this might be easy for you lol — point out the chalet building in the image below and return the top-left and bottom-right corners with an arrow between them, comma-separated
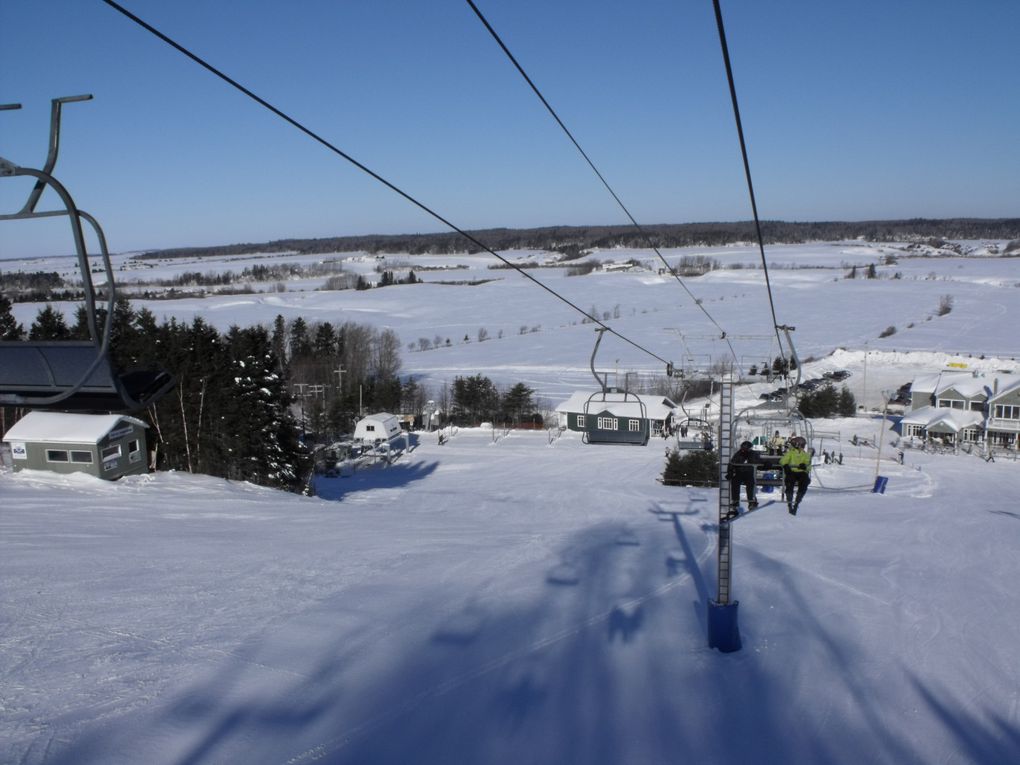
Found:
555,390 -> 678,446
353,412 -> 402,445
2,411 -> 149,479
900,370 -> 1020,448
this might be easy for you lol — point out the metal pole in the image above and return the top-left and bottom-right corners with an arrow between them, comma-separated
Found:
708,378 -> 741,652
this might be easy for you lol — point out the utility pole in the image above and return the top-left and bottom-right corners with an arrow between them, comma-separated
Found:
333,365 -> 345,394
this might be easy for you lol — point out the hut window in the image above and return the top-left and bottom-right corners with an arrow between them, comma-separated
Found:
575,414 -> 584,428
101,444 -> 122,462
597,416 -> 617,430
628,419 -> 640,432
46,449 -> 69,463
366,424 -> 376,431
71,451 -> 94,464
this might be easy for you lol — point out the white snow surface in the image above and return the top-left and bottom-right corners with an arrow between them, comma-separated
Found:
3,240 -> 1020,764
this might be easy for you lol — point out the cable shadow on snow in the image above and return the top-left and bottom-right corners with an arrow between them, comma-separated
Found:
48,513 -> 1012,765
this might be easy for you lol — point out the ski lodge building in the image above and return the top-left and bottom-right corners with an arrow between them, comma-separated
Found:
353,412 -> 402,445
555,391 -> 678,445
898,370 -> 1020,449
2,411 -> 149,479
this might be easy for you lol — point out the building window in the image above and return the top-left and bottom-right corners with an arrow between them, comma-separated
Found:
575,414 -> 585,428
71,451 -> 94,464
46,449 -> 69,463
994,404 -> 1020,420
101,444 -> 122,462
366,424 -> 376,432
628,419 -> 641,432
597,416 -> 617,430
970,401 -> 984,411
961,428 -> 981,443
938,398 -> 964,409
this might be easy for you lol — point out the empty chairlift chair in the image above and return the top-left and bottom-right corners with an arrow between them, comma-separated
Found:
0,96 -> 174,413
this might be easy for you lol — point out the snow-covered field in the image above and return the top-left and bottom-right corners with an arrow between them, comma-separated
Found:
3,240 -> 1020,764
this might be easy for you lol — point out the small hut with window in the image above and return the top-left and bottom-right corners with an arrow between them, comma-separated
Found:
2,411 -> 149,479
555,390 -> 678,445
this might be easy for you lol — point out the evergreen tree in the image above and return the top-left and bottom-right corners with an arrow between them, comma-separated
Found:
663,448 -> 719,486
289,317 -> 313,361
313,321 -> 337,357
222,325 -> 306,488
837,386 -> 857,417
501,382 -> 535,424
28,304 -> 69,340
0,294 -> 24,340
452,374 -> 500,424
271,314 -> 289,373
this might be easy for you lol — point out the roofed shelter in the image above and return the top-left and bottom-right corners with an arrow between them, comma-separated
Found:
3,411 -> 149,479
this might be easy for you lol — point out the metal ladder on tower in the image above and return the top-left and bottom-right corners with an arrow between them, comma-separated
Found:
716,378 -> 735,605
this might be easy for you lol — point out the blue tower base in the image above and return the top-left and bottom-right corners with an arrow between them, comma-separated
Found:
708,599 -> 742,653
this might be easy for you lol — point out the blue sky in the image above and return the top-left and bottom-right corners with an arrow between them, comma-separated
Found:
1,0 -> 1018,259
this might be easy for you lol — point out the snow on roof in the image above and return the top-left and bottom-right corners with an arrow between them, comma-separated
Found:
2,411 -> 147,444
899,405 -> 984,433
357,412 -> 398,423
990,377 -> 1020,401
555,391 -> 677,420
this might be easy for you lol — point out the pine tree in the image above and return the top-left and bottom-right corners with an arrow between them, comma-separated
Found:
28,304 -> 69,340
222,325 -> 306,488
663,448 -> 719,486
501,382 -> 535,424
0,295 -> 24,340
837,386 -> 857,417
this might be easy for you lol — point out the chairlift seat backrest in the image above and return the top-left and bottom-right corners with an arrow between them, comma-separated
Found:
0,341 -> 175,413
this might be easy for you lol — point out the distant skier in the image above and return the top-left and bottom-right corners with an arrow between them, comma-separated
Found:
725,441 -> 761,518
780,436 -> 812,515
767,430 -> 786,455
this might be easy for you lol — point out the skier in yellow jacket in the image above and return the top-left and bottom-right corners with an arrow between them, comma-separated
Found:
779,436 -> 812,515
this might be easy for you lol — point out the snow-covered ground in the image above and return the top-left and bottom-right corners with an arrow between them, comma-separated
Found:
3,424 -> 1019,764
9,241 -> 1020,405
3,240 -> 1020,763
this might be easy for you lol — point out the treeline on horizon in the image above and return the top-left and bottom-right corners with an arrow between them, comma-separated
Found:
137,218 -> 1020,260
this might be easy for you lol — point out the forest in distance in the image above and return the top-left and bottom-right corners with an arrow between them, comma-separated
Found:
137,218 -> 1020,260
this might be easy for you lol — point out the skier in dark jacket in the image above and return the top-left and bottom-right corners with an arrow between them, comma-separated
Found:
725,441 -> 761,516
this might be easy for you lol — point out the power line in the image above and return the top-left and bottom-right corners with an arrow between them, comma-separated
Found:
465,0 -> 739,366
99,0 -> 672,367
711,0 -> 786,359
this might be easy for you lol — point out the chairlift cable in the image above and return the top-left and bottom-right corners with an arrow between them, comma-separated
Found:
99,0 -> 671,367
465,0 -> 739,366
711,0 -> 785,360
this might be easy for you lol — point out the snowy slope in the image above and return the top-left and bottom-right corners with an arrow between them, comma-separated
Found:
2,423 -> 1019,764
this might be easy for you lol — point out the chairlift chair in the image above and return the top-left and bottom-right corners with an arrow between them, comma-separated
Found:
581,328 -> 649,445
0,96 -> 174,413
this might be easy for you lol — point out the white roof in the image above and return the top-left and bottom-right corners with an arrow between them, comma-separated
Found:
899,405 -> 983,433
3,412 -> 147,444
555,391 -> 677,421
357,412 -> 398,425
990,377 -> 1020,402
912,371 -> 1020,403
